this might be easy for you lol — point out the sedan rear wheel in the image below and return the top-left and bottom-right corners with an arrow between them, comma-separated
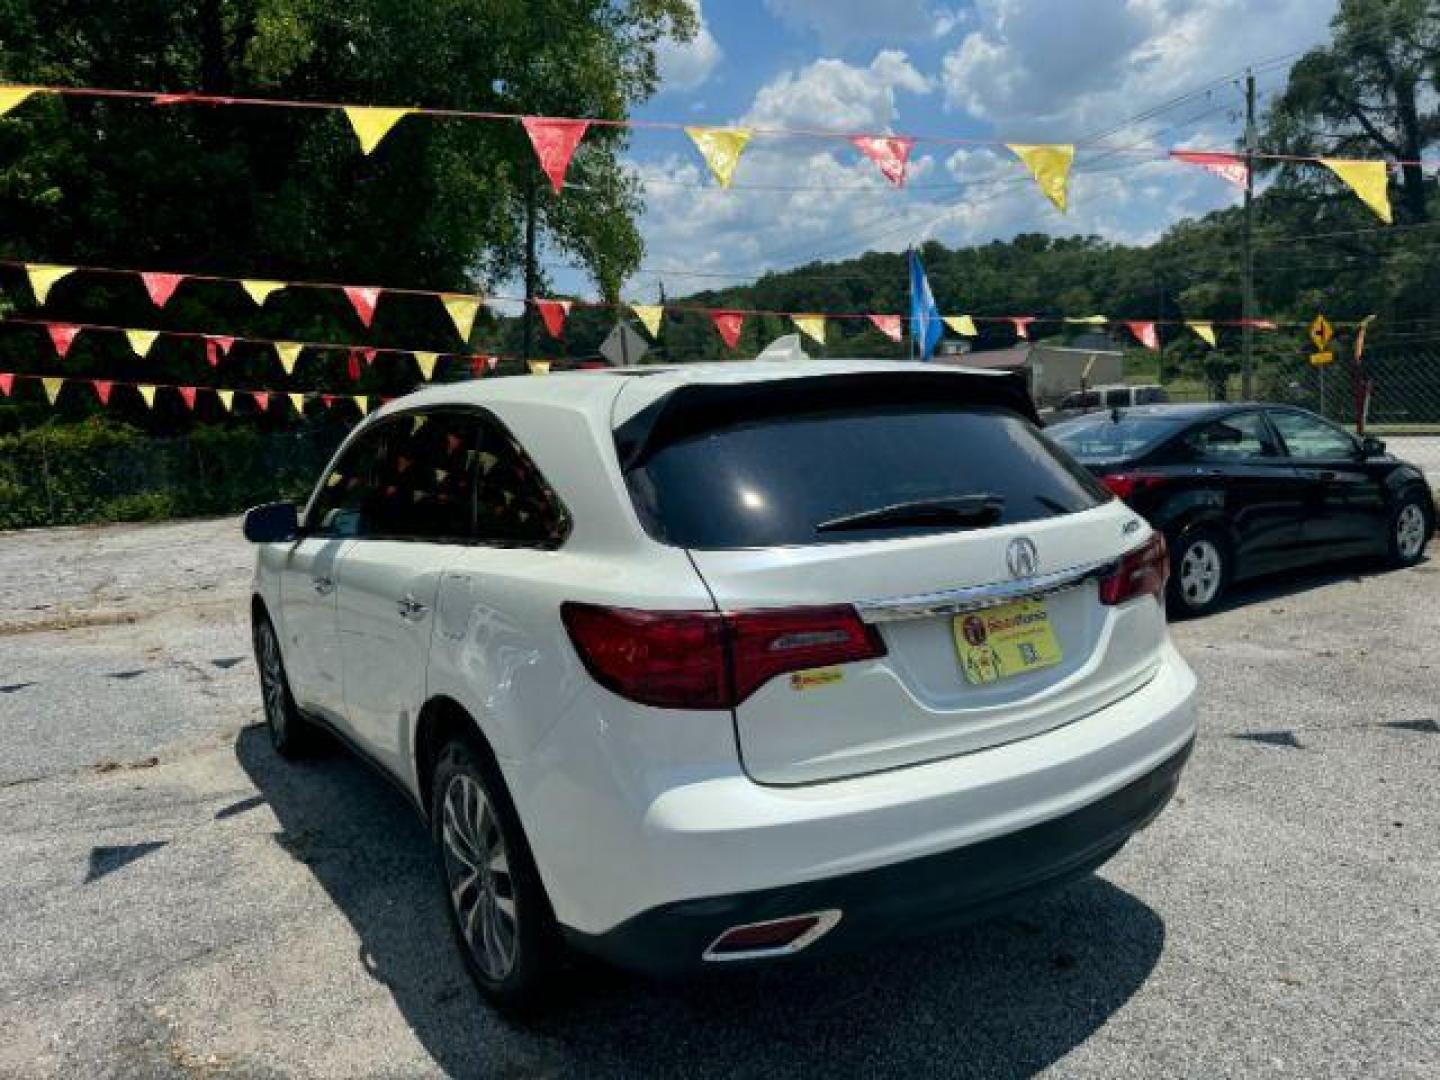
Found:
1168,529 -> 1229,618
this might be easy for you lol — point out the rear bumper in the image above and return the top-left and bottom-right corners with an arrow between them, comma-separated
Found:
569,737 -> 1192,976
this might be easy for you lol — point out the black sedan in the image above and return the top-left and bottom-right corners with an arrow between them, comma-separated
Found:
1047,403 -> 1435,616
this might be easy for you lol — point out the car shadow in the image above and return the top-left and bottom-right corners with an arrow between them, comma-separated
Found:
237,724 -> 1166,1079
1201,552 -> 1432,617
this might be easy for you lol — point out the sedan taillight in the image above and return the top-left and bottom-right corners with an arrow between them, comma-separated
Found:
1100,472 -> 1172,501
1099,533 -> 1169,606
560,602 -> 886,710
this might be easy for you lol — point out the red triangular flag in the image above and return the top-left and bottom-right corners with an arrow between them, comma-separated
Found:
140,272 -> 184,308
868,314 -> 903,342
347,351 -> 362,381
92,379 -> 113,405
0,373 -> 13,396
47,324 -> 81,358
851,136 -> 917,187
1170,150 -> 1249,191
204,335 -> 235,367
178,385 -> 198,410
711,310 -> 746,349
321,394 -> 338,408
251,390 -> 271,411
1010,316 -> 1036,340
521,117 -> 591,194
535,299 -> 572,339
471,355 -> 495,376
344,286 -> 381,328
1126,321 -> 1159,351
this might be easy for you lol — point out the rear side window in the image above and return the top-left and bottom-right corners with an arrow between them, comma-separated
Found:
625,405 -> 1109,549
1049,413 -> 1187,460
1103,388 -> 1131,407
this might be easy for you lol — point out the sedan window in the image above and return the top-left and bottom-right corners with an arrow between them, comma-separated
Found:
1268,410 -> 1356,460
1183,411 -> 1279,461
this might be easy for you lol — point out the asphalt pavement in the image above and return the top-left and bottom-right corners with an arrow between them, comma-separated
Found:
0,516 -> 1436,1078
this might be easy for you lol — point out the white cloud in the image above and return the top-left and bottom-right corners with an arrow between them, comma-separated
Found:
744,50 -> 933,131
764,0 -> 937,47
941,0 -> 1339,137
656,0 -> 723,92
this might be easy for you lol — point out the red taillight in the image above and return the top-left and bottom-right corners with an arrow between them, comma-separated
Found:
1101,472 -> 1170,501
560,602 -> 887,710
1099,533 -> 1169,606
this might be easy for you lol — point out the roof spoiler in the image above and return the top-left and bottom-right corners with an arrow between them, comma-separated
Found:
614,369 -> 1040,472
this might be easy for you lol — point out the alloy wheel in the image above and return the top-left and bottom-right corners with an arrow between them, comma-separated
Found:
1396,503 -> 1427,560
441,773 -> 518,982
257,622 -> 289,742
1179,539 -> 1223,607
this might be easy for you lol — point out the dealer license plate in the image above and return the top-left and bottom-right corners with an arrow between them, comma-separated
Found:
953,599 -> 1062,686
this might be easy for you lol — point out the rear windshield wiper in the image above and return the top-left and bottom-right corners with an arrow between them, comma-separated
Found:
815,494 -> 1005,534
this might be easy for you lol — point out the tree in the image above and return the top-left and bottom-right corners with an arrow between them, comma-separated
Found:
1264,0 -> 1440,222
0,0 -> 694,429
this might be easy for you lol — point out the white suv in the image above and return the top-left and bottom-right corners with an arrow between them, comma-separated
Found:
245,359 -> 1197,1007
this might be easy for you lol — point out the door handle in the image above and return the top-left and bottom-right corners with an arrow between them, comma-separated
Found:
312,575 -> 335,595
396,594 -> 429,620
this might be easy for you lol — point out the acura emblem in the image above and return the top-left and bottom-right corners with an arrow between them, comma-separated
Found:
1006,537 -> 1039,579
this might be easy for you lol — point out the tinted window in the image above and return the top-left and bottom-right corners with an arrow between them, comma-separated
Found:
474,418 -> 570,548
625,405 -> 1108,549
1049,413 -> 1188,460
368,412 -> 481,541
1062,391 -> 1101,409
1136,386 -> 1169,404
1104,388 -> 1131,407
307,427 -> 387,538
1182,411 -> 1279,462
1269,410 -> 1356,460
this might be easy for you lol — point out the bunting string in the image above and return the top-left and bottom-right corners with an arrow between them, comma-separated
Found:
0,80 -> 1428,216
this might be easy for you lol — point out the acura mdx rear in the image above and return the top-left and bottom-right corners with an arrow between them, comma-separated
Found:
503,363 -> 1197,980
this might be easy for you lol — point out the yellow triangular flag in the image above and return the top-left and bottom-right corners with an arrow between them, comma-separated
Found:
288,392 -> 306,415
354,395 -> 369,415
25,264 -> 75,305
344,106 -> 413,155
241,279 -> 285,305
792,315 -> 825,345
685,126 -> 752,188
274,342 -> 303,375
1007,143 -> 1075,212
0,87 -> 38,117
1320,159 -> 1392,224
528,360 -> 551,376
126,330 -> 160,357
413,351 -> 439,381
1065,315 -> 1108,325
1186,321 -> 1216,347
632,304 -> 664,338
944,315 -> 978,337
41,376 -> 63,405
441,295 -> 481,341
216,389 -> 235,413
137,384 -> 157,409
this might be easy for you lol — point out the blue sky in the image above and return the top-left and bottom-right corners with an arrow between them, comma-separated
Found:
547,0 -> 1342,300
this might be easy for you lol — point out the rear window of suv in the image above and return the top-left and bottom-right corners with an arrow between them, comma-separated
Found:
624,403 -> 1110,549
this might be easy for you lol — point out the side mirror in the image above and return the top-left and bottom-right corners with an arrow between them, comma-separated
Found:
243,501 -> 300,543
1360,435 -> 1386,458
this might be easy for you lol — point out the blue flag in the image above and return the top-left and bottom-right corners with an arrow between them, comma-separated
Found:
908,248 -> 944,361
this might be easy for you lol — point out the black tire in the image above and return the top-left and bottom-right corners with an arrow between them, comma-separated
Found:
1167,527 -> 1231,618
252,611 -> 314,758
430,737 -> 562,1012
1387,489 -> 1433,568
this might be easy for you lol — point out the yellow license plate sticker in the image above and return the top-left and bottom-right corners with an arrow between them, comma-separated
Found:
953,599 -> 1062,685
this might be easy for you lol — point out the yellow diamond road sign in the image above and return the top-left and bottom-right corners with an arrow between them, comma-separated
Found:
1309,314 -> 1333,351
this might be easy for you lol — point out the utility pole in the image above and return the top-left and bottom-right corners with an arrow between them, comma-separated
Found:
521,180 -> 538,365
1241,68 -> 1256,401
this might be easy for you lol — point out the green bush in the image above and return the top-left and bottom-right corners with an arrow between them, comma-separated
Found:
0,419 -> 344,530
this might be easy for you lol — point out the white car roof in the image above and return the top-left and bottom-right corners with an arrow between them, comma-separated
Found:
370,358 -> 1018,429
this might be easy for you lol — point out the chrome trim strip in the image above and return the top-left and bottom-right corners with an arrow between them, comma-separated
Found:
701,910 -> 844,963
855,557 -> 1119,624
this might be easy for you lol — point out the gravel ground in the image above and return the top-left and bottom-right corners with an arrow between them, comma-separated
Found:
0,516 -> 1436,1079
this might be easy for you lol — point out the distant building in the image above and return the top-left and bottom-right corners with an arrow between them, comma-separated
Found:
936,333 -> 1124,406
